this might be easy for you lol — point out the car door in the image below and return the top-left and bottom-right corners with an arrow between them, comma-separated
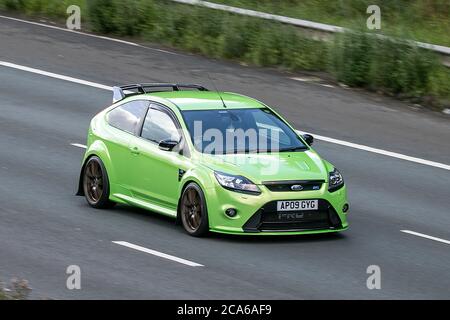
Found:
127,103 -> 186,210
105,100 -> 149,192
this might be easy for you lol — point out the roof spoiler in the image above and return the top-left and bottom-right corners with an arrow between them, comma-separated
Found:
112,83 -> 208,103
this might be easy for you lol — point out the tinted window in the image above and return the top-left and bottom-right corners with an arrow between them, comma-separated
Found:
141,107 -> 180,143
107,100 -> 149,134
182,108 -> 306,154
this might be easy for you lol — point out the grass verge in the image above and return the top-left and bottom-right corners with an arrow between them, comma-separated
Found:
0,0 -> 449,109
211,0 -> 450,48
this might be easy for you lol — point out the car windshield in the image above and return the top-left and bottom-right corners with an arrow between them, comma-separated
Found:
182,108 -> 307,154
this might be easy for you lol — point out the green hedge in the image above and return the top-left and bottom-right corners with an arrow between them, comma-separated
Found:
332,32 -> 450,101
0,0 -> 84,17
1,0 -> 449,108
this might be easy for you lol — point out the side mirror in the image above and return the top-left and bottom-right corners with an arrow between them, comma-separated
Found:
158,139 -> 179,151
302,134 -> 314,146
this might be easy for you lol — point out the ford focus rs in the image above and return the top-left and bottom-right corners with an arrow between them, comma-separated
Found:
77,83 -> 349,236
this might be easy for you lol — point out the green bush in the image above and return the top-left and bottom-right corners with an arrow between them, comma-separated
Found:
0,0 -> 22,10
332,31 -> 447,101
428,67 -> 450,99
249,26 -> 283,66
0,0 -> 85,17
87,0 -> 118,34
219,18 -> 257,59
332,31 -> 373,87
282,30 -> 329,71
88,0 -> 155,36
371,37 -> 437,96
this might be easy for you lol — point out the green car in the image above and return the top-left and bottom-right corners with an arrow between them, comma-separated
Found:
77,83 -> 349,237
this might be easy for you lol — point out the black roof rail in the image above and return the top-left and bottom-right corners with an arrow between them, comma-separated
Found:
112,83 -> 209,103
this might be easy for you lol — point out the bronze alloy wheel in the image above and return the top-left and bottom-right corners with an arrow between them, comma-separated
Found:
180,183 -> 209,236
84,159 -> 103,204
181,188 -> 202,231
82,156 -> 115,209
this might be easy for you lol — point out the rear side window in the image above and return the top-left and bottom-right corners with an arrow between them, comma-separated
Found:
141,107 -> 181,143
107,100 -> 149,134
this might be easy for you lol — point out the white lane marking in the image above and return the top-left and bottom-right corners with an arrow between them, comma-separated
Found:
0,15 -> 177,55
290,76 -> 320,82
0,61 -> 112,91
112,241 -> 204,267
400,230 -> 450,245
1,60 -> 450,172
290,77 -> 308,82
70,143 -> 87,149
290,77 -> 335,88
298,130 -> 450,171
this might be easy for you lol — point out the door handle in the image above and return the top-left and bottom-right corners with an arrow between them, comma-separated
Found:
130,147 -> 140,155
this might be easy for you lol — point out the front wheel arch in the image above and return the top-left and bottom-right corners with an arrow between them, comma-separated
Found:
176,180 -> 197,225
81,155 -> 115,209
76,155 -> 93,196
77,139 -> 114,196
76,154 -> 103,196
176,180 -> 208,227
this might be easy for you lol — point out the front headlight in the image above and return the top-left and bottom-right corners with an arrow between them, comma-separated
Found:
214,171 -> 261,195
328,168 -> 344,192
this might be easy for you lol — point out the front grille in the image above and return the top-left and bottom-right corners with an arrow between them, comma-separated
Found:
243,199 -> 342,232
262,180 -> 324,192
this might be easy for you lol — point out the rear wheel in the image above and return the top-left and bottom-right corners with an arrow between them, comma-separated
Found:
180,183 -> 209,237
82,156 -> 115,209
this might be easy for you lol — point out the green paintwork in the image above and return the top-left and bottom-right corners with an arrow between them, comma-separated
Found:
149,91 -> 265,110
80,91 -> 349,235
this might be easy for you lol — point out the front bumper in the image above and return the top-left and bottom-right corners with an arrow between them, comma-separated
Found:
205,182 -> 349,235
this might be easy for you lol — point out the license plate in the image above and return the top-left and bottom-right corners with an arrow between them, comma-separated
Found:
277,200 -> 318,211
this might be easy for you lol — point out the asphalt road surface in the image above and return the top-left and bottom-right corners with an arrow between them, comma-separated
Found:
0,15 -> 449,299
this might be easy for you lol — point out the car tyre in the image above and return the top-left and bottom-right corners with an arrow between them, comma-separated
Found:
180,182 -> 209,237
82,156 -> 115,209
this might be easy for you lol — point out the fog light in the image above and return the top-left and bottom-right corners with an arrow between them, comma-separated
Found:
225,208 -> 237,217
343,204 -> 349,213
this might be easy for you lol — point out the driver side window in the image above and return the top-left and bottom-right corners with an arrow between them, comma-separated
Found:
141,106 -> 180,144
